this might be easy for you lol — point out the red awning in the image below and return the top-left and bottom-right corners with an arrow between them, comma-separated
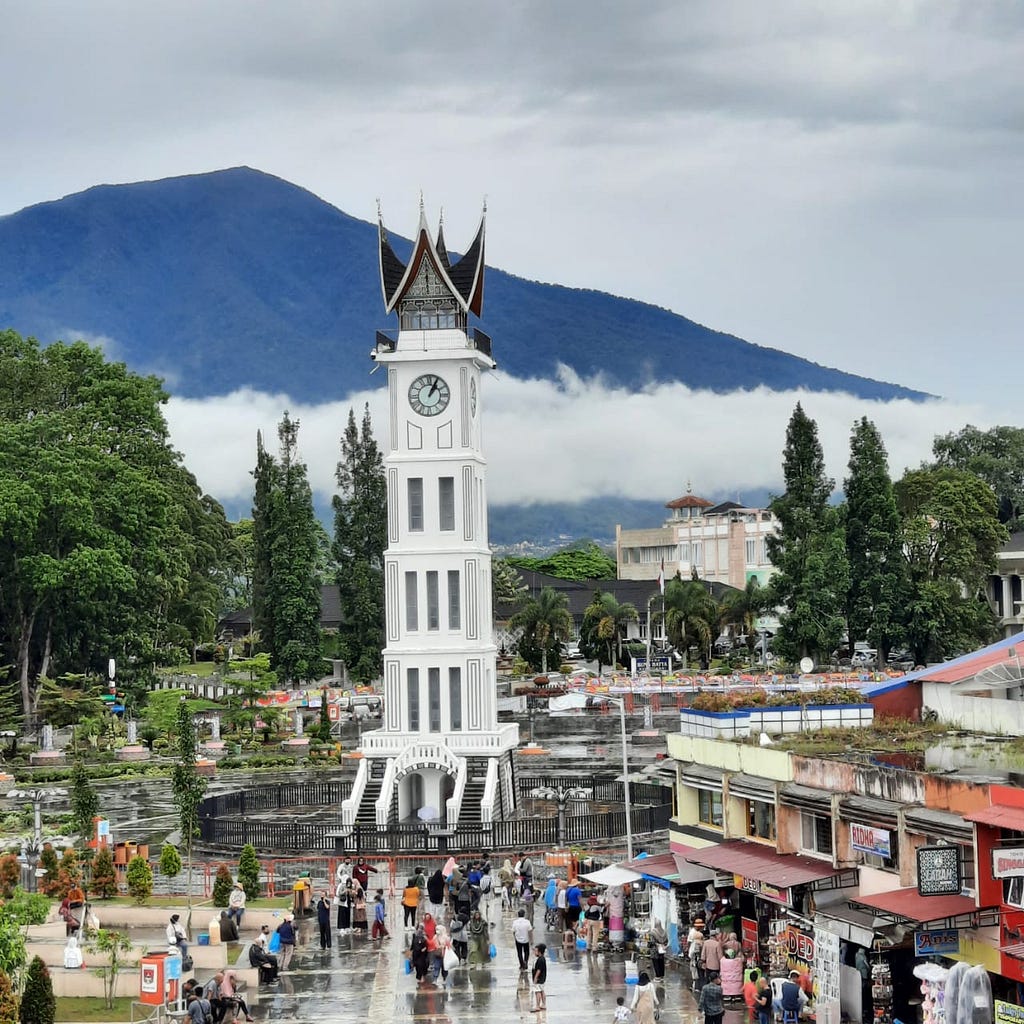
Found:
684,840 -> 850,889
965,805 -> 1024,831
850,888 -> 983,926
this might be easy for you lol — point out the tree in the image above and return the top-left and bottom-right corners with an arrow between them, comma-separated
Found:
843,418 -> 906,665
492,559 -> 527,611
333,405 -> 387,683
171,700 -> 206,930
507,542 -> 616,582
55,849 -> 82,900
316,698 -> 332,742
663,576 -> 719,669
237,845 -> 261,901
69,760 -> 100,842
765,404 -> 849,666
124,856 -> 152,905
36,850 -> 59,898
933,424 -> 1024,532
509,587 -> 573,674
579,591 -> 638,671
0,860 -> 18,901
212,864 -> 234,907
89,846 -> 117,900
159,844 -> 182,879
718,577 -> 765,660
87,930 -> 134,1010
251,415 -> 323,685
0,971 -> 17,1024
19,956 -> 54,1024
895,467 -> 1006,664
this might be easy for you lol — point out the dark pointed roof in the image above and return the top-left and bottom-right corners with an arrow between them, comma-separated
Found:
377,204 -> 486,316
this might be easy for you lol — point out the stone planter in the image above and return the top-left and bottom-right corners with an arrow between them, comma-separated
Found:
748,703 -> 874,736
679,708 -> 751,739
115,744 -> 151,762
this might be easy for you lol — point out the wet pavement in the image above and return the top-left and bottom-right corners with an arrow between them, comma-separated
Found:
244,902 -> 715,1024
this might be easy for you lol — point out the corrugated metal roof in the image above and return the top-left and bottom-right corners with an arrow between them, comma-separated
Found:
684,839 -> 845,888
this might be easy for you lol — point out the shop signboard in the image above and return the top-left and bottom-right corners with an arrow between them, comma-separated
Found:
784,922 -> 816,972
736,874 -> 792,906
913,929 -> 960,957
995,1002 -> 1024,1024
813,926 -> 841,1024
916,845 -> 962,896
850,823 -> 891,858
992,847 -> 1024,879
742,917 -> 759,957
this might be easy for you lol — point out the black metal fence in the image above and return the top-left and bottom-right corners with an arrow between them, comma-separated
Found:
198,778 -> 670,854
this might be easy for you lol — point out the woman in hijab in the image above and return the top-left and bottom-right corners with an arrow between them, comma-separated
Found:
430,923 -> 451,982
449,911 -> 469,964
335,876 -> 353,933
427,868 -> 446,922
422,912 -> 437,942
455,877 -> 472,919
410,923 -> 430,982
467,909 -> 490,966
498,858 -> 516,909
649,918 -> 669,979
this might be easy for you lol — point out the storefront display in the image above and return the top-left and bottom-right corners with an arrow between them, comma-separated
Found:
871,960 -> 893,1024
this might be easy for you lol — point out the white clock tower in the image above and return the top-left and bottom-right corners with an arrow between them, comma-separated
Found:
343,202 -> 519,831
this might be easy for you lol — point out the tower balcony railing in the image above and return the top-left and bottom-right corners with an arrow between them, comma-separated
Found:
470,328 -> 492,358
359,723 -> 519,756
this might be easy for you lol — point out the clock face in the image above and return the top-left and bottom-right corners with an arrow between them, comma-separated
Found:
469,377 -> 478,417
408,373 -> 450,417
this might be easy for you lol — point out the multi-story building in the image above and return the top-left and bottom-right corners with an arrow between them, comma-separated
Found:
616,489 -> 778,590
988,531 -> 1024,637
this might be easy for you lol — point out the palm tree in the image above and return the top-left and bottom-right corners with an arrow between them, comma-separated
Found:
662,576 -> 718,669
580,590 -> 639,672
720,576 -> 765,661
509,586 -> 573,674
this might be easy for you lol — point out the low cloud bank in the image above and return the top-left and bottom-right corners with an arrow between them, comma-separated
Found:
164,367 -> 1000,514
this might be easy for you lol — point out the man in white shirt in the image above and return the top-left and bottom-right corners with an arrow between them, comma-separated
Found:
228,882 -> 247,927
511,908 -> 533,970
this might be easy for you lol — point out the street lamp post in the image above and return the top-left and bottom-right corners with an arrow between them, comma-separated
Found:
532,785 -> 590,847
6,787 -> 68,892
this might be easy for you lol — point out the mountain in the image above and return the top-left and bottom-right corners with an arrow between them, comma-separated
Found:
0,167 -> 925,403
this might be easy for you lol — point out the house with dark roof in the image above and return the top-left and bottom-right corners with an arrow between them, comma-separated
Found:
217,584 -> 343,640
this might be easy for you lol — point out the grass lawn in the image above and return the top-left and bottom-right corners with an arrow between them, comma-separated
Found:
56,996 -> 133,1022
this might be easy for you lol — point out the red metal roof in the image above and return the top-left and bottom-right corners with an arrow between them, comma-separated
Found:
851,888 -> 980,926
683,840 -> 845,888
665,493 -> 713,510
965,804 -> 1024,830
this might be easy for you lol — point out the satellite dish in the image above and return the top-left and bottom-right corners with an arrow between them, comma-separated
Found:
799,657 -> 814,674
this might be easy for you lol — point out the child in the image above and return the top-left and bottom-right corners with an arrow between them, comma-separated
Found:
372,889 -> 390,939
531,943 -> 547,1012
614,995 -> 632,1023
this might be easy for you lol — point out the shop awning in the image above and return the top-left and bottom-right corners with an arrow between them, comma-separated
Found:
1001,943 -> 1024,961
849,888 -> 998,929
623,850 -> 716,888
684,840 -> 857,890
814,903 -> 881,949
964,804 -> 1024,831
580,864 -> 645,887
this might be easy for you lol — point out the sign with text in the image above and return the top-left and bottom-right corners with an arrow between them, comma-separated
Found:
850,823 -> 891,859
742,917 -> 759,956
736,874 -> 792,906
917,845 -> 962,896
813,926 -> 841,1024
993,847 -> 1024,879
631,656 -> 672,675
914,929 -> 960,956
783,922 -> 816,972
995,1002 -> 1024,1024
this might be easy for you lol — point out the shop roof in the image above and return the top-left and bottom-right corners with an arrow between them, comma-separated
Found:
623,850 -> 715,887
683,839 -> 852,889
849,888 -> 994,928
964,804 -> 1024,830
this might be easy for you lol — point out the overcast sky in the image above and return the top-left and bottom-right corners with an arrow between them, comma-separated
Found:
2,1 -> 1022,506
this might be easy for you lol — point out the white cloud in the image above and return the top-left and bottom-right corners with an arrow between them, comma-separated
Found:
164,371 -> 1002,516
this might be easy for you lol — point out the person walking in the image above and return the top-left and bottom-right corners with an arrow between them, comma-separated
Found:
687,918 -> 706,990
701,929 -> 723,989
228,882 -> 246,928
427,867 -> 446,923
649,919 -> 668,979
352,885 -> 368,933
583,896 -> 603,950
276,914 -> 296,972
335,876 -> 353,933
698,970 -> 725,1024
402,877 -> 421,928
531,943 -> 547,1013
467,909 -> 490,966
372,890 -> 390,939
449,912 -> 469,964
430,923 -> 450,982
511,908 -> 533,970
410,924 -> 429,982
316,892 -> 332,950
499,858 -> 516,910
521,884 -> 536,926
631,970 -> 660,1024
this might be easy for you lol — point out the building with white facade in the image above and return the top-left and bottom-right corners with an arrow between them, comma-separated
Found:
616,489 -> 778,590
342,204 -> 518,830
987,531 -> 1024,638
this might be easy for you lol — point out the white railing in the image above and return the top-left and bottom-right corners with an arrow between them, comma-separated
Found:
359,724 -> 519,756
479,758 -> 499,824
445,757 -> 468,828
392,740 -> 463,779
340,757 -> 368,827
374,758 -> 397,827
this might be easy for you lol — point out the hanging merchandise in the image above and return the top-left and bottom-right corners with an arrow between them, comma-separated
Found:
871,960 -> 893,1024
913,962 -> 949,1024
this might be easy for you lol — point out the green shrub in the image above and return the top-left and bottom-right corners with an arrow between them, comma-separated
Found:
212,864 -> 234,907
159,844 -> 182,878
125,856 -> 152,905
19,956 -> 55,1024
237,844 -> 260,901
0,855 -> 20,899
0,970 -> 19,1024
90,846 -> 118,899
37,848 -> 60,897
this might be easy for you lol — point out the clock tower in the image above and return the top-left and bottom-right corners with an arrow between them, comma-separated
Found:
343,202 -> 519,832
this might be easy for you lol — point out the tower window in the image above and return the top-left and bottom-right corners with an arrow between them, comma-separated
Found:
426,572 -> 440,630
448,570 -> 461,630
405,571 -> 418,631
428,668 -> 441,732
408,478 -> 424,532
449,668 -> 462,730
439,477 -> 455,531
407,668 -> 420,730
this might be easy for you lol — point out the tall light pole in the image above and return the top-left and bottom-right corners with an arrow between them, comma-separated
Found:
7,787 -> 68,892
601,695 -> 634,860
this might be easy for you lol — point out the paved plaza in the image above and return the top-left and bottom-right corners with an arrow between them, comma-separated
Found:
240,904 -> 727,1024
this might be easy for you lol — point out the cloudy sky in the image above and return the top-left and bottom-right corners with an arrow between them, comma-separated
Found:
3,1 -> 1022,509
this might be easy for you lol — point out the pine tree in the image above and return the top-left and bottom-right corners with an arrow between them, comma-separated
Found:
237,844 -> 261,901
333,405 -> 387,683
69,760 -> 99,842
159,844 -> 182,879
844,418 -> 905,664
212,864 -> 234,907
766,403 -> 850,666
125,856 -> 152,905
19,957 -> 55,1024
251,430 -> 279,665
89,846 -> 118,899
